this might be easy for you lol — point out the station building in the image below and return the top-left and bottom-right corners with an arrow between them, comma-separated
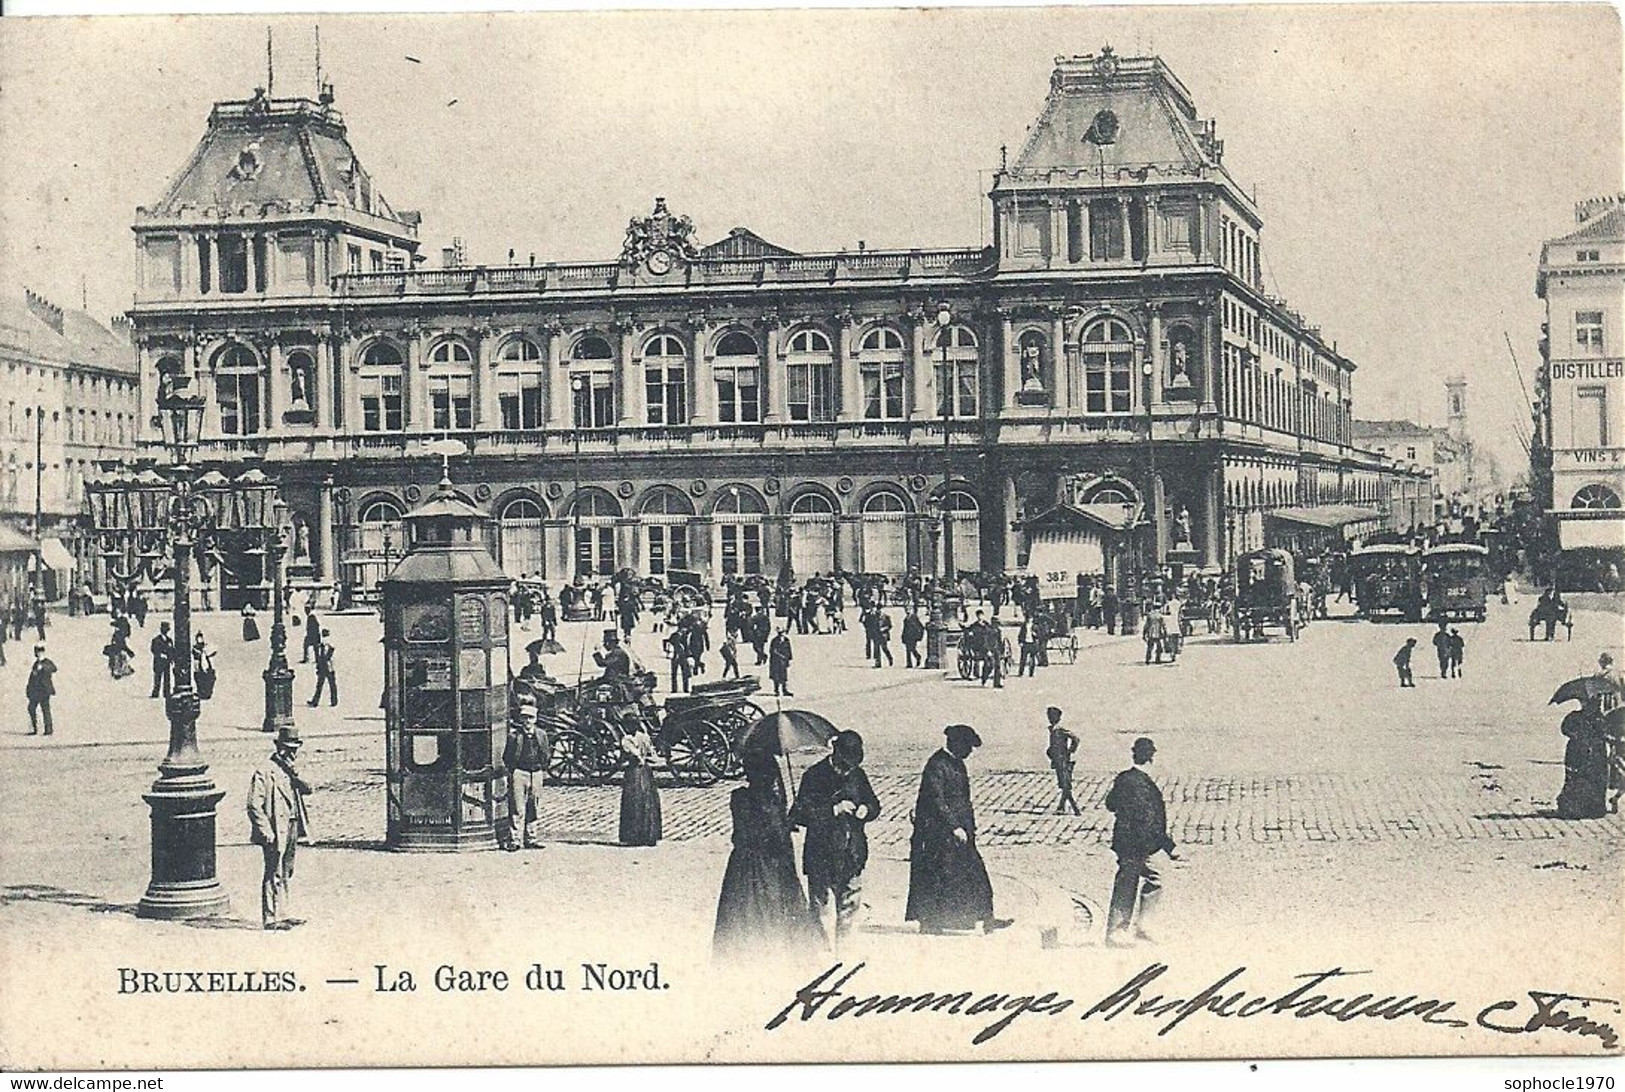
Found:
126,49 -> 1427,603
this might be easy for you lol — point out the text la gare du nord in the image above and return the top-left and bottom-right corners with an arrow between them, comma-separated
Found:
117,962 -> 668,994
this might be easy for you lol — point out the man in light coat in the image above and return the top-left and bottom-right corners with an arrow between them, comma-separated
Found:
248,725 -> 312,929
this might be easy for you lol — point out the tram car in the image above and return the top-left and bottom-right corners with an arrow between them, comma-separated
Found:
1349,544 -> 1423,622
1422,542 -> 1491,622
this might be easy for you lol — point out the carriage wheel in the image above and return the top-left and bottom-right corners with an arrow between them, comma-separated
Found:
710,709 -> 752,778
691,722 -> 733,781
663,722 -> 722,787
548,731 -> 601,787
957,645 -> 975,680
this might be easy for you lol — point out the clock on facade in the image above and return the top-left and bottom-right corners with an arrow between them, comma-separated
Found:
645,250 -> 673,276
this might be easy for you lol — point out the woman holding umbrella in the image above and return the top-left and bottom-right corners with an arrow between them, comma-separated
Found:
712,749 -> 817,963
1551,654 -> 1625,819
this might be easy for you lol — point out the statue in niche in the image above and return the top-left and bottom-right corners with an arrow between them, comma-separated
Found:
289,361 -> 311,410
1020,342 -> 1045,391
1168,338 -> 1194,389
292,517 -> 311,561
1173,505 -> 1193,547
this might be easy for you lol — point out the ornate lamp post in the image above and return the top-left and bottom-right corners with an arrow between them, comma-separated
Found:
925,301 -> 957,670
924,495 -> 945,670
571,373 -> 585,578
140,379 -> 229,920
262,494 -> 295,734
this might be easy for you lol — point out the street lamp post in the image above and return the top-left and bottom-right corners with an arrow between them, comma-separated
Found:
571,374 -> 585,580
1143,359 -> 1160,579
262,497 -> 295,734
139,381 -> 228,920
29,384 -> 45,625
925,301 -> 955,670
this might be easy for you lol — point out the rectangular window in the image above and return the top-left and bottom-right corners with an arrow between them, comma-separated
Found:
370,250 -> 385,272
429,374 -> 472,430
715,366 -> 760,424
647,524 -> 689,575
787,361 -> 836,422
1128,198 -> 1148,262
1578,249 -> 1601,262
720,524 -> 762,576
1066,202 -> 1084,263
347,245 -> 363,274
645,366 -> 686,426
572,371 -> 615,429
1576,386 -> 1609,448
1576,311 -> 1605,353
497,373 -> 544,430
1089,199 -> 1124,261
217,235 -> 249,294
361,373 -> 403,432
575,526 -> 616,577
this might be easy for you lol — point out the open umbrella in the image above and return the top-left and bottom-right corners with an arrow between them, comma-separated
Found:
733,709 -> 838,756
525,637 -> 566,658
1551,676 -> 1613,706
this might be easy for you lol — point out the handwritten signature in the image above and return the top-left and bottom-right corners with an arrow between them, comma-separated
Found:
1478,991 -> 1621,1049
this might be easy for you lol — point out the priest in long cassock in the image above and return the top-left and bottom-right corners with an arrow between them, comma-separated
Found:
905,724 -> 1012,935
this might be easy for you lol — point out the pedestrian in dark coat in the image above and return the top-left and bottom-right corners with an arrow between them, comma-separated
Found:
1045,706 -> 1080,814
905,724 -> 1008,935
308,629 -> 337,706
241,601 -> 262,643
875,612 -> 894,667
768,629 -> 794,696
1102,587 -> 1120,635
1393,638 -> 1417,688
25,643 -> 56,735
902,609 -> 924,668
1447,627 -> 1465,679
713,750 -> 817,963
789,730 -> 881,945
1431,623 -> 1451,678
150,622 -> 174,698
750,610 -> 771,665
302,610 -> 321,664
1104,737 -> 1177,947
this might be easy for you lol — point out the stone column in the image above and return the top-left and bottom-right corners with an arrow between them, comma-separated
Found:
345,352 -> 364,434
1002,472 -> 1021,573
476,329 -> 497,428
182,233 -> 199,296
407,331 -> 428,432
1148,306 -> 1164,406
247,235 -> 261,294
318,476 -> 336,582
267,339 -> 286,427
1048,200 -> 1065,266
616,323 -> 639,427
205,233 -> 220,294
1201,306 -> 1219,412
1049,310 -> 1067,410
318,334 -> 338,431
546,326 -> 568,426
1204,464 -> 1223,568
836,311 -> 859,422
687,315 -> 712,425
263,232 -> 278,293
1000,311 -> 1019,412
761,313 -> 783,423
909,308 -> 931,419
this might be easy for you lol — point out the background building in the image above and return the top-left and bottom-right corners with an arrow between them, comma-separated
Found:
126,50 -> 1429,604
1536,193 -> 1625,589
0,288 -> 139,603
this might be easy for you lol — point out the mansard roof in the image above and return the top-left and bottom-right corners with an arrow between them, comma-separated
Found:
139,90 -> 411,231
1010,50 -> 1224,180
1549,205 -> 1625,245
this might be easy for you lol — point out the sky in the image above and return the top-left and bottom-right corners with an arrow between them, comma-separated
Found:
0,4 -> 1619,477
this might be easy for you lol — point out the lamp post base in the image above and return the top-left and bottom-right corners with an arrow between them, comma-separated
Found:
136,775 -> 229,921
262,663 -> 295,734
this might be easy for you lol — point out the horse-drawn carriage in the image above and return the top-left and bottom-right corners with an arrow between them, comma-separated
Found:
1230,548 -> 1301,642
957,621 -> 1014,680
532,670 -> 762,787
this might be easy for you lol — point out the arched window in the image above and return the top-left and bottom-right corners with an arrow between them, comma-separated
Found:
1572,484 -> 1622,510
497,495 -> 547,578
285,349 -> 317,414
358,342 -> 405,432
428,341 -> 474,430
1081,318 -> 1134,415
786,328 -> 836,422
639,488 -> 694,575
934,325 -> 979,418
213,344 -> 262,436
496,337 -> 544,430
643,333 -> 687,427
859,327 -> 906,421
789,490 -> 837,576
355,497 -> 405,590
714,331 -> 761,424
715,485 -> 766,576
944,489 -> 981,572
570,335 -> 615,429
860,490 -> 909,574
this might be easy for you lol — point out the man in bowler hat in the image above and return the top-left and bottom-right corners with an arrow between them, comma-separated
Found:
789,729 -> 881,945
247,725 -> 312,930
1104,737 -> 1177,947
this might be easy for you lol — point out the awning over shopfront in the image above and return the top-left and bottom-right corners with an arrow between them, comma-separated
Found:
38,538 -> 76,572
1022,503 -> 1137,598
1265,505 -> 1383,541
0,524 -> 36,555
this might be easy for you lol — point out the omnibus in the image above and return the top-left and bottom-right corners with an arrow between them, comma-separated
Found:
1422,543 -> 1491,622
1349,544 -> 1423,621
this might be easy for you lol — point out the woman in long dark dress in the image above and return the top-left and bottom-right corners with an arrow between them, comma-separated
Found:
713,750 -> 817,962
241,601 -> 261,643
619,724 -> 663,846
1557,710 -> 1609,819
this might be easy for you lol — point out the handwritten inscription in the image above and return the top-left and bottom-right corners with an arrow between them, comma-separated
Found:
765,962 -> 1620,1050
